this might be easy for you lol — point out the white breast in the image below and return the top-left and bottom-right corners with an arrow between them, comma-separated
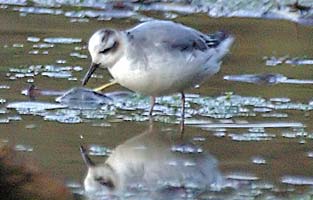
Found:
108,47 -> 220,96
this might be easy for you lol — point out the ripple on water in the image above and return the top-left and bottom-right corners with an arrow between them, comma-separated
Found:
73,66 -> 83,71
171,143 -> 203,154
253,107 -> 272,113
15,144 -> 33,152
192,136 -> 206,142
261,112 -> 288,118
33,43 -> 54,48
282,128 -> 307,139
307,152 -> 313,158
56,59 -> 66,64
194,122 -> 304,129
281,176 -> 313,185
66,181 -> 82,189
8,65 -> 76,79
270,97 -> 291,103
74,46 -> 86,51
271,102 -> 313,111
64,10 -> 136,19
0,85 -> 10,89
28,50 -> 39,55
286,58 -> 313,65
42,71 -> 72,78
70,18 -> 89,23
70,52 -> 88,59
82,110 -> 110,119
14,6 -> 63,15
226,172 -> 259,181
139,3 -> 200,14
25,124 -> 37,129
0,138 -> 9,145
88,145 -> 112,156
6,101 -> 67,112
43,37 -> 82,44
4,87 -> 312,131
27,78 -> 34,83
44,64 -> 72,71
9,76 -> 16,80
251,156 -> 266,165
44,113 -> 82,124
229,132 -> 275,142
12,43 -> 23,48
27,36 -> 40,42
0,108 -> 7,114
91,122 -> 111,127
265,56 -> 313,66
42,109 -> 81,124
163,12 -> 178,19
0,118 -> 10,123
224,73 -> 287,85
8,115 -> 22,121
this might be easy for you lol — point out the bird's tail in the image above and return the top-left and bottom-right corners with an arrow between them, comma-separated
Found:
206,31 -> 234,61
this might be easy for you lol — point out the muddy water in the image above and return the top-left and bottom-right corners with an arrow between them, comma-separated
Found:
0,6 -> 313,200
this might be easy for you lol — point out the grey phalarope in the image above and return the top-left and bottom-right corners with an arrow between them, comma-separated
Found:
82,20 -> 234,116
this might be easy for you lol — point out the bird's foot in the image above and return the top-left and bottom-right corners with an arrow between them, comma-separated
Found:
93,80 -> 118,92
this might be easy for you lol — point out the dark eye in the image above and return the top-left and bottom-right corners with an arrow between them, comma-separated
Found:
99,42 -> 117,54
99,47 -> 111,54
95,177 -> 115,189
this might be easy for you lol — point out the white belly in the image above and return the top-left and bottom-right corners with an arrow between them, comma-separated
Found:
108,50 -> 220,96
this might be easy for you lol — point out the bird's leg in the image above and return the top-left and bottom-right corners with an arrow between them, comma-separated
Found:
149,96 -> 155,116
148,116 -> 154,132
181,92 -> 185,118
93,80 -> 118,92
180,92 -> 185,134
26,84 -> 38,101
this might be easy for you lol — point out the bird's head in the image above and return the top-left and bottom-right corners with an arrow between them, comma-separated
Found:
80,146 -> 118,193
82,29 -> 124,86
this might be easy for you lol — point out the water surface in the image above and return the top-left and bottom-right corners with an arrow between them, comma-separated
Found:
0,4 -> 313,199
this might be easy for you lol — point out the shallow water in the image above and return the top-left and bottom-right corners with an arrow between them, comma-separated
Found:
0,3 -> 313,200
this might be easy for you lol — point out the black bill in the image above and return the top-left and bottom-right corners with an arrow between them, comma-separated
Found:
80,145 -> 95,167
82,63 -> 100,86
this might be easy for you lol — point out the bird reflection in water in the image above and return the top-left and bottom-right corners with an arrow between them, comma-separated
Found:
80,125 -> 223,199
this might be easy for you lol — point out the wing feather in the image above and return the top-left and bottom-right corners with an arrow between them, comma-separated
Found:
126,20 -> 209,54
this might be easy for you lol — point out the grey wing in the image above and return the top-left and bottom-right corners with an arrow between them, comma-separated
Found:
126,20 -> 210,54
